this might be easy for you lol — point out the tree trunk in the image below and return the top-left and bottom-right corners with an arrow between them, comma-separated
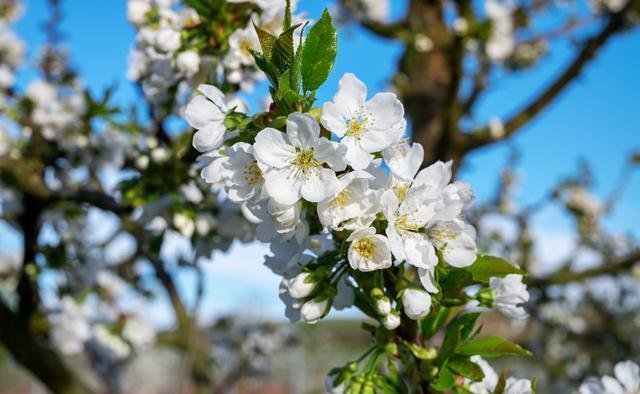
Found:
399,0 -> 465,171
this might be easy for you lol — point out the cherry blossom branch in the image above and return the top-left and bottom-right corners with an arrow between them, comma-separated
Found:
461,5 -> 633,152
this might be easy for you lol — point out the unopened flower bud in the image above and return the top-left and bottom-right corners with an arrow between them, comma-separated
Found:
301,298 -> 329,324
374,296 -> 392,315
382,311 -> 401,330
288,272 -> 316,299
402,288 -> 432,320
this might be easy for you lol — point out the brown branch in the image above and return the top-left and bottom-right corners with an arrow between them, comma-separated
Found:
338,0 -> 409,40
461,59 -> 491,115
526,249 -> 640,288
462,5 -> 633,152
359,19 -> 409,41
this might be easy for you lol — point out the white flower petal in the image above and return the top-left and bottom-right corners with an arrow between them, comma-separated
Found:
185,95 -> 224,129
192,122 -> 226,152
614,361 -> 640,392
197,84 -> 227,112
342,137 -> 373,170
365,92 -> 404,130
334,73 -> 367,117
254,127 -> 296,168
264,167 -> 301,205
315,138 -> 347,171
301,168 -> 341,203
286,112 -> 320,149
442,231 -> 477,268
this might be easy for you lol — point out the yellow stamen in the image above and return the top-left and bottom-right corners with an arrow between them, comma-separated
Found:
244,159 -> 262,185
330,188 -> 352,208
354,238 -> 376,259
291,147 -> 320,178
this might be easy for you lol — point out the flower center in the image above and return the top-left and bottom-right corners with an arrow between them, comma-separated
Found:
345,112 -> 371,138
395,215 -> 421,234
244,159 -> 262,185
291,147 -> 320,176
354,238 -> 375,259
330,188 -> 352,208
240,40 -> 253,58
427,224 -> 458,247
393,183 -> 409,201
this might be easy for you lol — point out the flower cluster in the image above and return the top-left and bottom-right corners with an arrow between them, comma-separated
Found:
0,0 -> 25,104
580,360 -> 640,394
127,0 -> 305,116
49,272 -> 156,363
127,0 -> 205,115
186,8 -> 534,385
190,72 -> 495,326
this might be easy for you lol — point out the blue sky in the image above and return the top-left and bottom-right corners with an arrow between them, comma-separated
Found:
10,0 -> 640,323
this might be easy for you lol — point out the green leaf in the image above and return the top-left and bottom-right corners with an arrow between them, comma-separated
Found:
458,313 -> 481,342
283,0 -> 292,31
439,267 -> 476,290
448,357 -> 485,381
420,306 -> 452,340
437,321 -> 462,366
277,70 -> 292,94
272,24 -> 300,74
301,9 -> 337,91
431,367 -> 455,391
254,24 -> 277,60
250,49 -> 279,87
184,0 -> 210,15
493,371 -> 507,393
456,336 -> 532,358
465,255 -> 526,283
289,22 -> 308,94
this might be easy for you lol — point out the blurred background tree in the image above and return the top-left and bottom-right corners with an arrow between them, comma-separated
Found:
0,0 -> 638,392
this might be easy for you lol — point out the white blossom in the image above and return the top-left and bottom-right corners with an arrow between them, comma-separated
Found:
50,296 -> 92,354
317,171 -> 377,232
92,324 -> 131,360
222,142 -> 267,204
122,315 -> 156,351
402,288 -> 432,320
347,227 -> 392,272
176,50 -> 201,75
300,298 -> 329,324
321,73 -> 405,170
489,274 -> 530,320
226,25 -> 260,67
286,272 -> 317,299
127,0 -> 151,25
382,311 -> 401,330
580,360 -> 640,394
253,112 -> 346,205
96,270 -> 127,299
504,378 -> 533,394
154,27 -> 181,53
186,84 -> 231,153
374,296 -> 392,315
485,0 -> 515,62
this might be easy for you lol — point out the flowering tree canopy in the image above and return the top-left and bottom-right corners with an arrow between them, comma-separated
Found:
0,0 -> 638,392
